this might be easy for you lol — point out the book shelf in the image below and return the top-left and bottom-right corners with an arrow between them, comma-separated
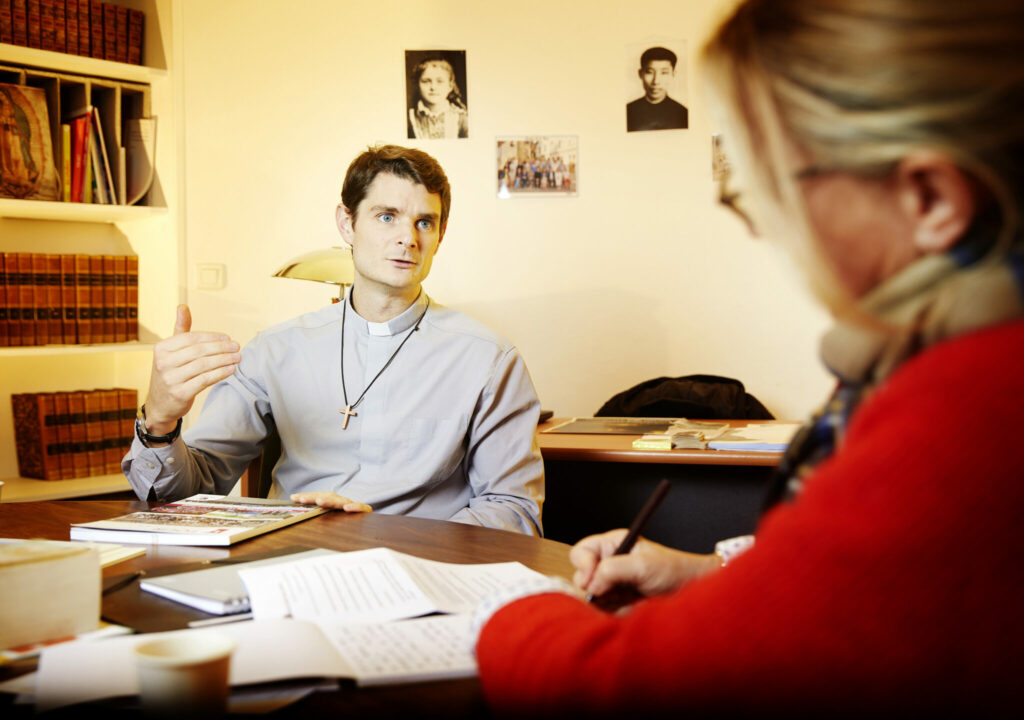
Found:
0,0 -> 176,500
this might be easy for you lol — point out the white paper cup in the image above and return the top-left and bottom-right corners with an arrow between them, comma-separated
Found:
134,630 -> 235,717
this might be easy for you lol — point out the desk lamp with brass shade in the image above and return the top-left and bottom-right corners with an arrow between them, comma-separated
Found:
271,246 -> 355,302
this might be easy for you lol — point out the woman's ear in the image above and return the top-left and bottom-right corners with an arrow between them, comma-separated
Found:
895,151 -> 978,254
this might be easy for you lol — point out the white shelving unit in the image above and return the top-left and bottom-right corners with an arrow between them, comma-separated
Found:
0,0 -> 178,499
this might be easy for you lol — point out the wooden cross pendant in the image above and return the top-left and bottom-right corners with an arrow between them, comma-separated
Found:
339,405 -> 358,430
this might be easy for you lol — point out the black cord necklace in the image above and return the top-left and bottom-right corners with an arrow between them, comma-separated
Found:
338,295 -> 430,430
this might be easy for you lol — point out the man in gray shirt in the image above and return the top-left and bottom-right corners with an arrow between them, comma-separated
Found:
123,145 -> 544,536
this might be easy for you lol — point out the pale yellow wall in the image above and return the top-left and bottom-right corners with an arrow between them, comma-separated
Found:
178,0 -> 834,422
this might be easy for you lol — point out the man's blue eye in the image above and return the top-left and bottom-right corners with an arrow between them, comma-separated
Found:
379,213 -> 393,223
416,219 -> 434,230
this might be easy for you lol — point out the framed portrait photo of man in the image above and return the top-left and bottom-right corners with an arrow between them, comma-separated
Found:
625,39 -> 689,133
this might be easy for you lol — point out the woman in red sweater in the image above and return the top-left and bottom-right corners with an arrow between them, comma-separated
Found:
473,0 -> 1024,715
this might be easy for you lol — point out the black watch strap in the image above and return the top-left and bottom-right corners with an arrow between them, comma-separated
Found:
135,405 -> 183,447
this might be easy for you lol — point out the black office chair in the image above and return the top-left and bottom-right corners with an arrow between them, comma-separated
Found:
595,374 -> 774,420
240,429 -> 280,498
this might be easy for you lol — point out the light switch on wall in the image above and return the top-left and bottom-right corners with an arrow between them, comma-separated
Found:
195,263 -> 227,291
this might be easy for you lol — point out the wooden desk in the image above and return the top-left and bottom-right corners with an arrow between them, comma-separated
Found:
0,501 -> 574,718
538,419 -> 785,552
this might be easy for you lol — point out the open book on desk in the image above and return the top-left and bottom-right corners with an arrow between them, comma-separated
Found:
33,548 -> 548,709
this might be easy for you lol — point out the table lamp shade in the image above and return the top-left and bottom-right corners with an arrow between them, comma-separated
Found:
272,246 -> 355,299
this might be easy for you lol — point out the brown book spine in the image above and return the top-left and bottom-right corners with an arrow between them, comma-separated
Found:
0,252 -> 8,348
18,253 -> 36,346
74,253 -> 92,344
53,391 -> 74,479
127,7 -> 142,65
113,254 -> 127,342
101,254 -> 115,343
39,0 -> 53,49
113,3 -> 125,62
89,254 -> 103,343
67,390 -> 89,477
65,0 -> 78,54
11,0 -> 26,46
45,254 -> 62,344
25,0 -> 38,47
99,388 -> 120,473
117,387 -> 137,459
52,0 -> 64,52
31,252 -> 49,345
60,254 -> 76,343
125,254 -> 138,340
12,393 -> 62,480
87,0 -> 101,59
0,0 -> 15,44
100,0 -> 113,60
1,252 -> 16,346
76,0 -> 88,55
83,389 -> 105,475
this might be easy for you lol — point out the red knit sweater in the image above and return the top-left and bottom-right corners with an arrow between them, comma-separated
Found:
476,320 -> 1024,716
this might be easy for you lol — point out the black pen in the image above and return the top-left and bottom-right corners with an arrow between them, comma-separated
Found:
585,478 -> 672,603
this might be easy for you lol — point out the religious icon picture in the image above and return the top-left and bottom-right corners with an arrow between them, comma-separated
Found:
405,50 -> 469,139
496,135 -> 579,198
0,82 -> 60,200
625,39 -> 689,133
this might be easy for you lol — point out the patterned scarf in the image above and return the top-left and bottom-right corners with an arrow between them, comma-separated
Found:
763,222 -> 1024,511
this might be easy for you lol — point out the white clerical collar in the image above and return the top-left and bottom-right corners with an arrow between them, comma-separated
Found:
348,292 -> 429,337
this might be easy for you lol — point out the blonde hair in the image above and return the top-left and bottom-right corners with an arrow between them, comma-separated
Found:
701,0 -> 1024,312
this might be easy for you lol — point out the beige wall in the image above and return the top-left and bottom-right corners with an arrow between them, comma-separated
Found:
178,0 -> 834,422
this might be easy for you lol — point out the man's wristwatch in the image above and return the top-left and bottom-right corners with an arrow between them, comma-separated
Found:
135,405 -> 182,447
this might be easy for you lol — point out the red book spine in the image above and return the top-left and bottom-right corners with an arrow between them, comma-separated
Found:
11,0 -> 27,46
83,389 -> 105,475
65,390 -> 88,477
1,0 -> 15,44
0,252 -> 7,348
64,0 -> 77,54
46,253 -> 62,344
125,254 -> 138,340
74,253 -> 91,344
70,114 -> 86,202
60,253 -> 76,343
18,253 -> 36,346
127,7 -> 142,65
25,0 -> 39,47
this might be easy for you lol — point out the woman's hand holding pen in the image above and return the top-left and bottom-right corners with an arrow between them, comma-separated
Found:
570,529 -> 720,600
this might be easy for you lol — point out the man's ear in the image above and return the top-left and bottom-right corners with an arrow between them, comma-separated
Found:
336,204 -> 355,243
895,151 -> 978,254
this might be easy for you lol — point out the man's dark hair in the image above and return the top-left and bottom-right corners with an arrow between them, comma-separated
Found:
640,46 -> 677,69
341,145 -> 452,232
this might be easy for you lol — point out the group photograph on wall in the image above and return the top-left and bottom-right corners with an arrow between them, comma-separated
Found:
496,136 -> 579,198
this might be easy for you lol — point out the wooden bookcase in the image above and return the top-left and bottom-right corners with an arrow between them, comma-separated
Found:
0,0 -> 178,501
